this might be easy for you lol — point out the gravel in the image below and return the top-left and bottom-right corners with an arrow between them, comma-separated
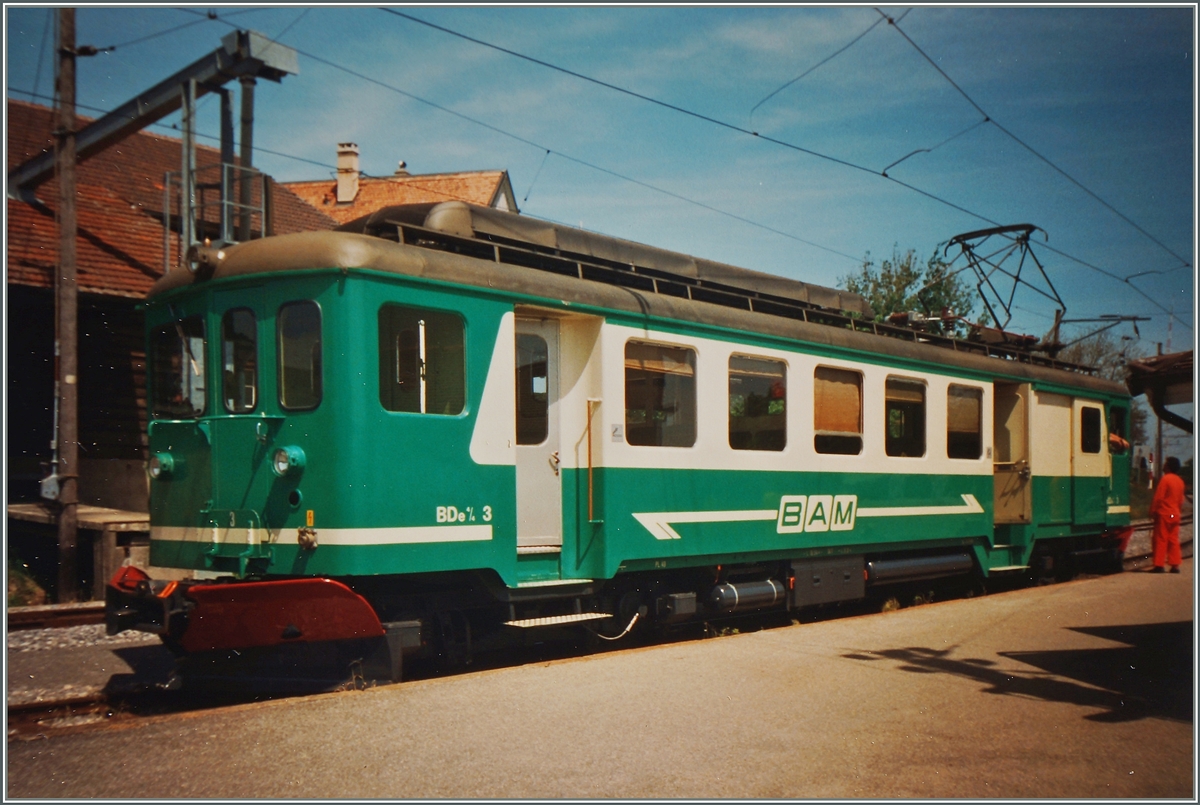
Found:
7,624 -> 160,654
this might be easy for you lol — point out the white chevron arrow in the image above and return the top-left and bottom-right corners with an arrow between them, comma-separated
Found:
632,509 -> 776,541
856,494 -> 984,518
632,494 -> 984,540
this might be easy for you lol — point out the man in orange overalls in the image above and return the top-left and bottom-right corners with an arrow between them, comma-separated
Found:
1150,456 -> 1187,573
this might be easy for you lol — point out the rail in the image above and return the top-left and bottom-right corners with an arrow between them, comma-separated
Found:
8,602 -> 105,631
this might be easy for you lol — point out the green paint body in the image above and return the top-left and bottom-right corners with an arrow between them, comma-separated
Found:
146,268 -> 1131,587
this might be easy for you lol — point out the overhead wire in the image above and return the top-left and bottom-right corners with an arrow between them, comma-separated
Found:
378,8 -> 1189,327
30,8 -> 52,108
8,87 -> 337,171
98,14 -> 214,52
380,8 -> 888,183
881,117 -> 990,176
877,9 -> 1192,272
26,9 -> 1188,327
199,29 -> 866,264
269,7 -> 311,42
749,13 -> 887,126
522,149 -> 551,206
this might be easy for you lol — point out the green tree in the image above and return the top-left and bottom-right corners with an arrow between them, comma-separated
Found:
840,247 -> 981,338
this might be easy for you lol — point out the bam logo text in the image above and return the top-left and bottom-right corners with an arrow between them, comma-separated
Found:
777,495 -> 857,533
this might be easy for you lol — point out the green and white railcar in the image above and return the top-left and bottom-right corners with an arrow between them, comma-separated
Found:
107,202 -> 1132,681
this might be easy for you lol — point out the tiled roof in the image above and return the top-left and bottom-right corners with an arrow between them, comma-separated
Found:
6,99 -> 338,298
284,170 -> 515,225
7,184 -> 170,298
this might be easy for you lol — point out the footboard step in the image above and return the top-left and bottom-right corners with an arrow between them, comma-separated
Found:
504,612 -> 612,628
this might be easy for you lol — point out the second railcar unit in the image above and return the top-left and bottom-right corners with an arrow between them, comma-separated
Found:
107,201 -> 1133,682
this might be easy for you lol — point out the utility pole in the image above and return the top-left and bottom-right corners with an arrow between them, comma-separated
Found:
55,7 -> 79,602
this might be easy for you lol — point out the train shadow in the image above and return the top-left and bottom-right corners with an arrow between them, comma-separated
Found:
841,620 -> 1193,724
102,644 -> 178,694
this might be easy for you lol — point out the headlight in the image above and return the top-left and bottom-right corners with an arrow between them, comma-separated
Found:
149,452 -> 174,480
272,445 -> 306,477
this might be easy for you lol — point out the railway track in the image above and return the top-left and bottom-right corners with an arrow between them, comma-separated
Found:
8,521 -> 1191,740
7,602 -> 104,631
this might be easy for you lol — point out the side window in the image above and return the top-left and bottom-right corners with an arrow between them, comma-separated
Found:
222,308 -> 257,413
378,305 -> 465,415
947,385 -> 983,459
278,301 -> 322,411
515,333 -> 548,444
729,355 -> 786,451
625,341 -> 696,447
151,316 -> 206,418
885,378 -> 926,457
814,366 -> 862,455
1081,405 -> 1102,454
1108,405 -> 1129,453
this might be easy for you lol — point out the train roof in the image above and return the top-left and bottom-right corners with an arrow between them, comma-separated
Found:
336,202 -> 875,318
154,206 -> 1127,398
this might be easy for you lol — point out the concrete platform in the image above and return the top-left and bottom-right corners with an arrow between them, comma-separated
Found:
7,555 -> 1193,799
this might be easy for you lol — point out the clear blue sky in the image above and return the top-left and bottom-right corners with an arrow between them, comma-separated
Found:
6,5 -> 1195,452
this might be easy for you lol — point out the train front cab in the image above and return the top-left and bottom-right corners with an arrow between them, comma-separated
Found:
109,275 -> 430,682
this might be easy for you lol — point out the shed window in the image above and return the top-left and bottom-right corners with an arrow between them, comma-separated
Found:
151,316 -> 206,418
625,341 -> 696,447
947,385 -> 983,459
278,301 -> 322,411
729,355 -> 786,451
814,366 -> 862,455
378,305 -> 464,415
885,378 -> 926,457
222,308 -> 258,413
1081,406 -> 1102,454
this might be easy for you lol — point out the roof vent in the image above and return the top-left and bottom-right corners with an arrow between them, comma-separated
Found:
394,160 -> 410,177
336,142 -> 359,203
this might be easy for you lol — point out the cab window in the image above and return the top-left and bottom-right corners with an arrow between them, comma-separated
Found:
1107,405 -> 1129,453
150,316 -> 206,418
278,301 -> 322,411
378,305 -> 465,415
222,308 -> 258,413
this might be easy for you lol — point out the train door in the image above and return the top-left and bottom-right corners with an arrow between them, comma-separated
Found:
993,382 -> 1031,523
1072,399 -> 1109,525
1033,391 -> 1074,524
208,290 -> 279,539
1106,403 -> 1132,519
515,318 -> 562,550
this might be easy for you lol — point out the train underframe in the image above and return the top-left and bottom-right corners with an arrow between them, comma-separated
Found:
105,528 -> 1130,689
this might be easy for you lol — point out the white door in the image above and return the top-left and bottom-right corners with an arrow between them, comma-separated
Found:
515,319 -> 562,549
